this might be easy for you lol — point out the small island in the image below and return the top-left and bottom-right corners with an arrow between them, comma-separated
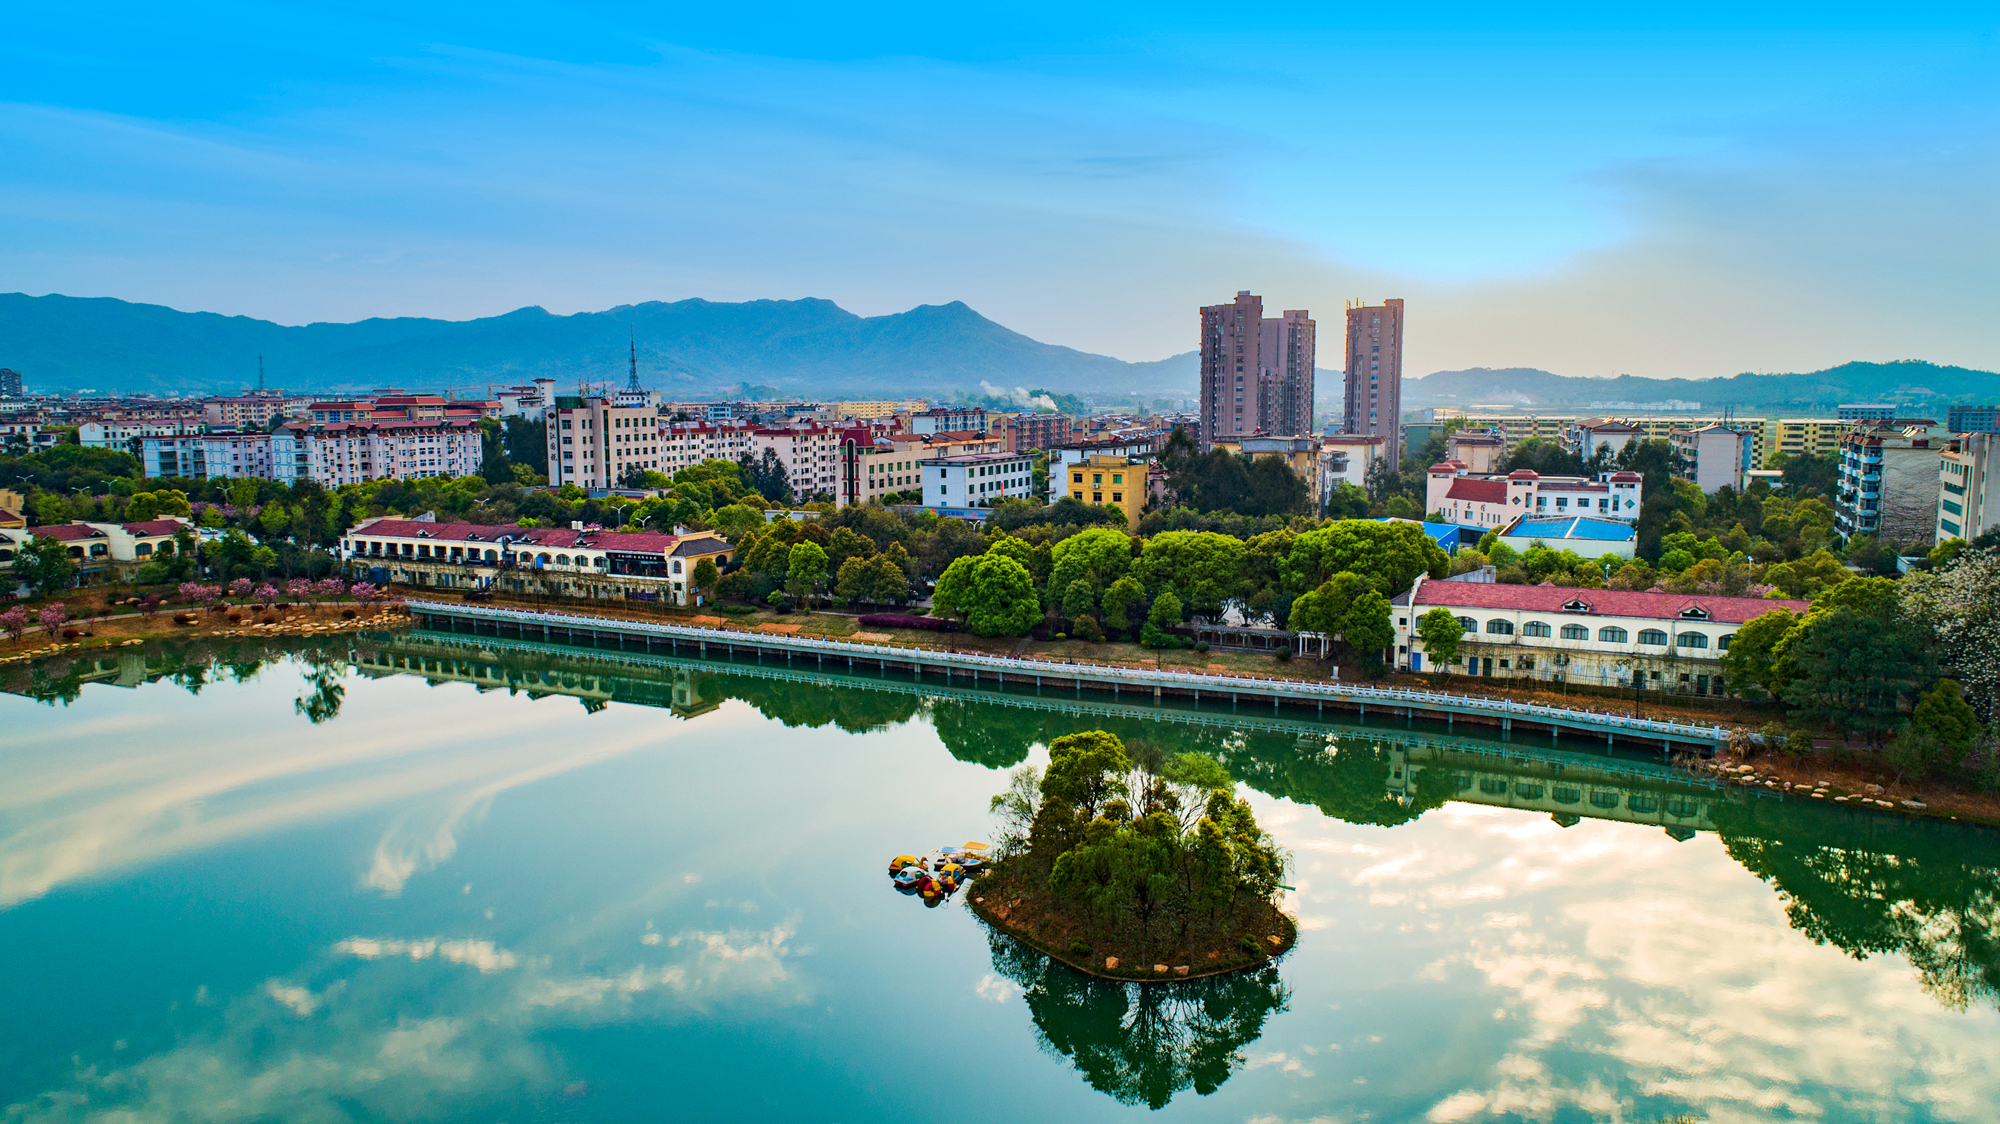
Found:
970,731 -> 1296,981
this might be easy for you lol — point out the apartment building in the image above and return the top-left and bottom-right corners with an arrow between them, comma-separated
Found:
1835,423 -> 1941,545
1343,299 -> 1401,462
657,424 -> 755,471
1065,454 -> 1147,527
749,424 -> 846,502
1937,433 -> 2000,544
921,452 -> 1035,509
1838,404 -> 1898,422
831,399 -> 926,421
141,432 -> 290,481
1002,412 -> 1087,453
911,406 -> 987,435
1200,291 -> 1316,448
1425,465 -> 1643,527
496,380 -> 557,418
1393,577 -> 1810,692
201,396 -> 308,428
78,421 -> 203,450
1671,424 -> 1757,493
1562,419 -> 1647,460
1947,405 -> 2000,434
1320,435 -> 1387,497
546,396 -> 662,488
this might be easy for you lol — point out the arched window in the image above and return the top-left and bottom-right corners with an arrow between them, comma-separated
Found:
1598,626 -> 1628,643
135,543 -> 153,556
1718,634 -> 1734,650
592,556 -> 608,568
485,550 -> 498,562
1486,619 -> 1514,635
1675,631 -> 1708,649
1455,616 -> 1477,633
1559,623 -> 1589,640
1628,795 -> 1660,815
555,554 -> 570,566
537,553 -> 551,565
1589,790 -> 1622,809
1521,621 -> 1552,637
1637,628 -> 1668,645
67,546 -> 84,559
0,549 -> 12,561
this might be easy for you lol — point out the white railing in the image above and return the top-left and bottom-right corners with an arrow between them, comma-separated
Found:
408,600 -> 1731,744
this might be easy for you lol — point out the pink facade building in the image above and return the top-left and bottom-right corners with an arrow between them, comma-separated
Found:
1344,298 -> 1405,465
1198,292 -> 1315,450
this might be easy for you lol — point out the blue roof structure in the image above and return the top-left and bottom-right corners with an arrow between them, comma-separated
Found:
1498,515 -> 1637,544
1367,518 -> 1483,552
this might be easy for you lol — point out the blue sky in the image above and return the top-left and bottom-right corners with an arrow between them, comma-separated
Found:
1,2 -> 1994,378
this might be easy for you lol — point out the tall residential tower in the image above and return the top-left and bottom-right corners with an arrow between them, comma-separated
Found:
1198,292 -> 1315,449
1344,298 -> 1405,464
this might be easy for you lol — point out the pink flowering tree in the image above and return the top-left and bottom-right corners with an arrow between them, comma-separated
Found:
286,578 -> 312,601
315,577 -> 346,600
228,577 -> 254,600
350,582 -> 379,603
178,581 -> 204,604
255,583 -> 280,609
193,584 -> 222,611
0,605 -> 26,642
39,603 -> 69,639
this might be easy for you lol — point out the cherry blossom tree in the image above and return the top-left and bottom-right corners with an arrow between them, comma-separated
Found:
0,605 -> 26,642
39,603 -> 68,639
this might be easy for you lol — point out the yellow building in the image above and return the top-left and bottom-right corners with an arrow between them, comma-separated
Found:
1464,412 -> 1848,470
1066,454 -> 1146,527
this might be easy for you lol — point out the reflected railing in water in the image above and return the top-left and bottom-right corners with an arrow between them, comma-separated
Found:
10,631 -> 2000,1019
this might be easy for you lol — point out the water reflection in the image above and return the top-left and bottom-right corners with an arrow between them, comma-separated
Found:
985,929 -> 1290,1109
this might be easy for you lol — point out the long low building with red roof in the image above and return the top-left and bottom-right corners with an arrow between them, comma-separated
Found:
341,517 -> 732,605
1390,573 -> 1808,695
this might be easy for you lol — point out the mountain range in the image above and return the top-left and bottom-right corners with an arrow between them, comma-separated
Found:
1,292 -> 1990,412
0,292 -> 1196,399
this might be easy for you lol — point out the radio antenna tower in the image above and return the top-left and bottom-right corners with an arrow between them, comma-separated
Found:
627,328 -> 641,393
257,355 -> 265,393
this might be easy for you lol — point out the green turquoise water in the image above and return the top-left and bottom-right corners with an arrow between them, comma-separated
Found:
2,631 -> 1997,1123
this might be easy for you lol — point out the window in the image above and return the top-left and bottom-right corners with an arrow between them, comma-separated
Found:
1589,791 -> 1621,809
1521,621 -> 1551,637
1486,619 -> 1514,635
1599,626 -> 1628,643
1719,634 -> 1733,651
1637,629 -> 1668,645
1676,631 -> 1709,649
1455,616 -> 1477,633
1560,624 -> 1589,640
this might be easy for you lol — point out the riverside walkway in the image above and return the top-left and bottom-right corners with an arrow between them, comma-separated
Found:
407,600 -> 1733,753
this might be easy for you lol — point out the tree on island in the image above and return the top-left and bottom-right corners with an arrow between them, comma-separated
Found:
986,730 -> 1289,970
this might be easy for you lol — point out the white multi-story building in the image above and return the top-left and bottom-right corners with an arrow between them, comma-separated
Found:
1426,466 -> 1643,527
1319,434 -> 1387,497
1936,432 -> 1999,545
80,421 -> 202,450
546,395 -> 661,488
911,405 -> 988,435
341,517 -> 732,604
1671,424 -> 1757,493
749,425 -> 844,502
1835,423 -> 1942,546
921,451 -> 1036,509
658,424 -> 756,471
1392,576 -> 1810,694
141,433 -> 289,481
495,379 -> 556,418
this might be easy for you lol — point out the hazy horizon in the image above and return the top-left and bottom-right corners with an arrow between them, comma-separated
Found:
2,5 -> 1993,378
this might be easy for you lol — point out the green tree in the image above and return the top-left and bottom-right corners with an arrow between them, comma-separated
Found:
15,534 -> 77,597
1282,520 -> 1448,595
1720,608 -> 1802,699
1777,607 -> 1935,741
1102,575 -> 1147,638
1141,589 -> 1184,647
1048,528 -> 1133,603
1415,606 -> 1464,670
691,556 -> 720,604
786,541 -> 829,604
836,553 -> 908,605
1906,679 -> 1980,767
710,503 -> 768,541
932,553 -> 1040,636
1132,531 -> 1243,618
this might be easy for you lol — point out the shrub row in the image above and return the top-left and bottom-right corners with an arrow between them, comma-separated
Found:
860,613 -> 959,633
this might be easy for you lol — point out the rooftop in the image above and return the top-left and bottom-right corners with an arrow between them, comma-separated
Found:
1499,515 -> 1636,542
1396,580 -> 1807,624
352,518 -> 685,554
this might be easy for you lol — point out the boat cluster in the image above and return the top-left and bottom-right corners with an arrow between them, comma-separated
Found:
887,843 -> 990,906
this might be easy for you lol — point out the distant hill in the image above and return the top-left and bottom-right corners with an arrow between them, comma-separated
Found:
1405,361 -> 2000,413
0,293 -> 1204,398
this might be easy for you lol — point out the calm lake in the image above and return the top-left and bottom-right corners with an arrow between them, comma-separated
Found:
3,629 -> 1998,1123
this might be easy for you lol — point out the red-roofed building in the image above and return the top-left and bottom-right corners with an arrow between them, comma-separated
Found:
1391,574 -> 1807,692
342,517 -> 732,605
1427,464 -> 1643,527
0,517 -> 192,582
